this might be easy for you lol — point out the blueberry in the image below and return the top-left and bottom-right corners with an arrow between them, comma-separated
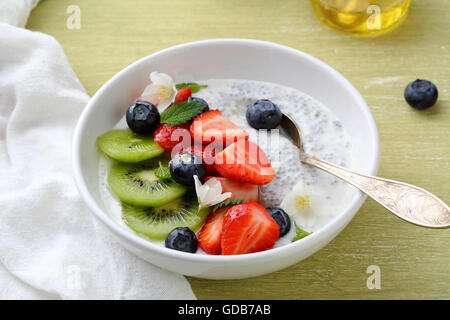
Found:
169,152 -> 206,186
188,96 -> 210,112
165,227 -> 198,253
246,99 -> 282,130
404,79 -> 438,110
267,207 -> 291,237
126,101 -> 160,134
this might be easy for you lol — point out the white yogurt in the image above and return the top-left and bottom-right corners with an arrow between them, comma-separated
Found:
98,78 -> 357,250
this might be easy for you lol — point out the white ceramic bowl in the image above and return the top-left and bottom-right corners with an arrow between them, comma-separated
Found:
73,39 -> 379,279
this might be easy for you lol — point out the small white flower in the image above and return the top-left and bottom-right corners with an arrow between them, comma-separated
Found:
194,175 -> 232,210
141,72 -> 177,112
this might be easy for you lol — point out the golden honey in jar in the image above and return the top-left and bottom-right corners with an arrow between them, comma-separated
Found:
310,0 -> 413,35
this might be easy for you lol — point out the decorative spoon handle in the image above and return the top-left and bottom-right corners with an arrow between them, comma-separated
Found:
301,154 -> 450,228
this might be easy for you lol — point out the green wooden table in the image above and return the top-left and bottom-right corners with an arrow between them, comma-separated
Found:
27,0 -> 450,299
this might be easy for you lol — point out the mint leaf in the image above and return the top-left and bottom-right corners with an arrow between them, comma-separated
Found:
291,222 -> 311,242
176,82 -> 208,93
160,101 -> 205,126
212,199 -> 247,212
155,162 -> 171,180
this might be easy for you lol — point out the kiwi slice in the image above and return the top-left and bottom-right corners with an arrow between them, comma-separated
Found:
97,129 -> 164,163
122,195 -> 210,240
108,158 -> 187,207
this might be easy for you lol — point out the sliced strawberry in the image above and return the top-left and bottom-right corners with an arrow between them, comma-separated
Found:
221,202 -> 279,255
190,110 -> 249,146
214,140 -> 275,185
179,144 -> 222,175
202,144 -> 222,175
204,177 -> 258,202
198,206 -> 230,255
174,88 -> 192,104
153,122 -> 192,152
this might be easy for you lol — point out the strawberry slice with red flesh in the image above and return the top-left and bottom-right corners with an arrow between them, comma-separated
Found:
190,110 -> 249,146
204,177 -> 258,202
198,206 -> 229,255
180,144 -> 222,175
214,140 -> 275,185
154,122 -> 192,152
174,87 -> 192,104
221,202 -> 279,255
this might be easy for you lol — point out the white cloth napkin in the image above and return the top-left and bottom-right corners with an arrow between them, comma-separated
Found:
0,1 -> 196,299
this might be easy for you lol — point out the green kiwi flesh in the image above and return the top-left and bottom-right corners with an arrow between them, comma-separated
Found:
122,194 -> 210,240
108,158 -> 187,207
97,129 -> 164,163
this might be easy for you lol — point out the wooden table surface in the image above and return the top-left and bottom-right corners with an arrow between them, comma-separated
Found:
27,0 -> 449,299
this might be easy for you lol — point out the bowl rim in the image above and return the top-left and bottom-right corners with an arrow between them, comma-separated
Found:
72,38 -> 380,264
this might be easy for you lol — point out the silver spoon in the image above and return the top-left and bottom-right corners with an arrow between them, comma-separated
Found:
280,113 -> 450,228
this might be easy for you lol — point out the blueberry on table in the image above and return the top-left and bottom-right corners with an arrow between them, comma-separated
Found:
165,227 -> 198,253
266,207 -> 291,237
169,152 -> 206,186
188,96 -> 210,112
126,101 -> 160,134
246,99 -> 282,130
404,79 -> 438,110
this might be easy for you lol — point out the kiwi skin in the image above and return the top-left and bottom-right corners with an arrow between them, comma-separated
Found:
108,158 -> 187,207
97,129 -> 164,163
122,194 -> 210,240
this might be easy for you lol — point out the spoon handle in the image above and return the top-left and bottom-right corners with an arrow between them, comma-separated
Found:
302,154 -> 450,228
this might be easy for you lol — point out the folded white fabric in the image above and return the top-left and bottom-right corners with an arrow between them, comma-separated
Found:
0,2 -> 195,299
0,0 -> 40,28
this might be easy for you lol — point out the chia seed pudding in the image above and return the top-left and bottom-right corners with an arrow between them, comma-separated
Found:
99,78 -> 356,250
